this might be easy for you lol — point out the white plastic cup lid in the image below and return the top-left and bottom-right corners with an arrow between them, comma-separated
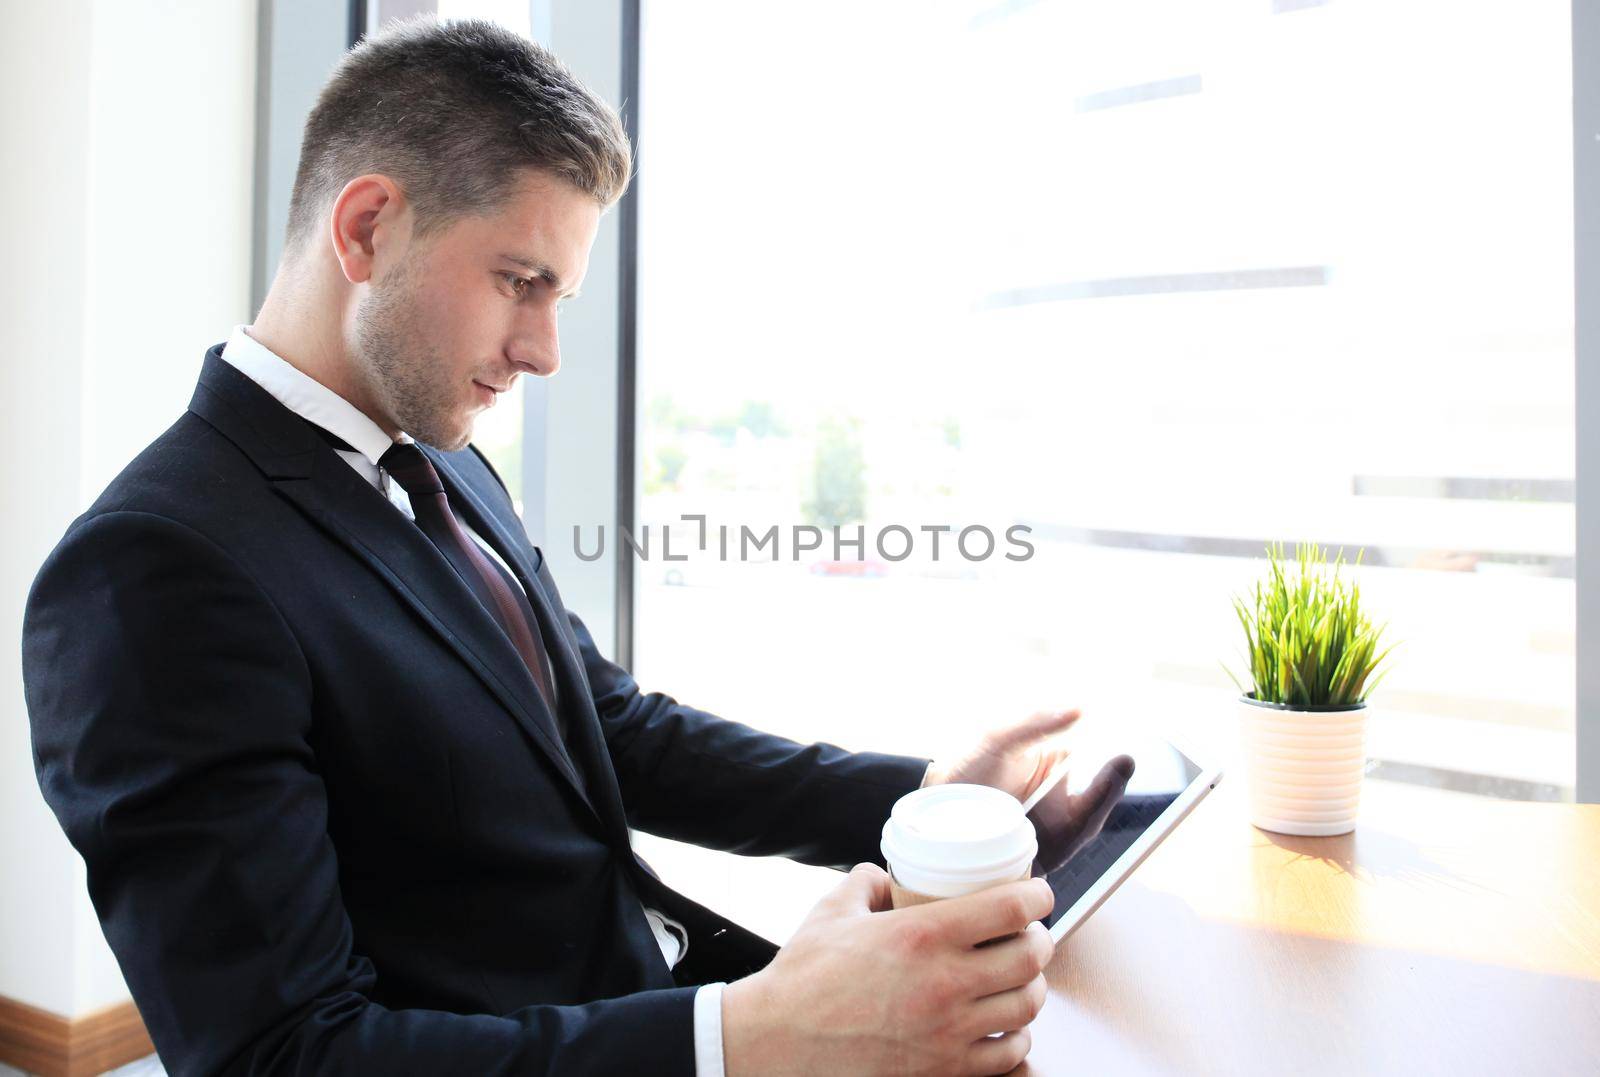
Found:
881,783 -> 1038,898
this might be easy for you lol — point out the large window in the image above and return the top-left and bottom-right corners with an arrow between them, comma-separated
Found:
631,0 -> 1576,900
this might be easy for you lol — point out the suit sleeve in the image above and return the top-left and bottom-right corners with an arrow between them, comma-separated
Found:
533,561 -> 929,872
23,511 -> 698,1077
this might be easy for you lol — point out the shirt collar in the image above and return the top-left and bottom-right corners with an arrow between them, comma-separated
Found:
219,324 -> 412,471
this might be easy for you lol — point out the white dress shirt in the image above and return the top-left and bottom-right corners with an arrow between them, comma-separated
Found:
219,326 -> 726,1074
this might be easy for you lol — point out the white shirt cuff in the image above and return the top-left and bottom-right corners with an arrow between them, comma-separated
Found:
693,982 -> 727,1077
645,905 -> 688,967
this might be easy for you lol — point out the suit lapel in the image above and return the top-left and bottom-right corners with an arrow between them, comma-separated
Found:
186,347 -> 600,825
428,449 -> 634,846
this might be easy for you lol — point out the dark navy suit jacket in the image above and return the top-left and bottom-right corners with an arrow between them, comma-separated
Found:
22,346 -> 928,1075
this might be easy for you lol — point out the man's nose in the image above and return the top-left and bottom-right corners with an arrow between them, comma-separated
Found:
509,309 -> 561,378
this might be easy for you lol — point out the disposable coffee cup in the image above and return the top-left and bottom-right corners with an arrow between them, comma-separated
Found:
881,783 -> 1038,910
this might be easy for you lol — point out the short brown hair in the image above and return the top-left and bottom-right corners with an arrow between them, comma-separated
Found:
284,16 -> 631,252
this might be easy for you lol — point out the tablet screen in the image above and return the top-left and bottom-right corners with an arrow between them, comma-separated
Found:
1029,737 -> 1206,932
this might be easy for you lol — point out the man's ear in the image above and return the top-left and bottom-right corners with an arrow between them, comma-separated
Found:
329,174 -> 408,285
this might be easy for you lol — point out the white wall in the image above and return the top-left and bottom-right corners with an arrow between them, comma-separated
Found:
0,0 -> 258,1018
82,0 -> 259,500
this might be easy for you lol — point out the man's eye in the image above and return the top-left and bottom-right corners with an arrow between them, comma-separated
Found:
503,273 -> 532,297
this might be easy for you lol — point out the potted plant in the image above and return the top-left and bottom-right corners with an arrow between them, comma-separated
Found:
1225,542 -> 1395,836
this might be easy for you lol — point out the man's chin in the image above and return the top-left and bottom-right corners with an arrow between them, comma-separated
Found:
435,428 -> 473,453
406,414 -> 475,452
445,419 -> 477,453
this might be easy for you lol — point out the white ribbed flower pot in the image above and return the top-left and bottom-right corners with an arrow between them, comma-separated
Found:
1239,695 -> 1368,837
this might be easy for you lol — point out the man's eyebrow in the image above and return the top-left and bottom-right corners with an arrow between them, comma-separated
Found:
500,254 -> 581,299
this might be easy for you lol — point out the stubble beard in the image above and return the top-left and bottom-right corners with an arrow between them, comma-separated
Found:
350,256 -> 474,452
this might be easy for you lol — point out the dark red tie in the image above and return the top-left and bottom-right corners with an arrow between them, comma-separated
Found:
379,442 -> 562,734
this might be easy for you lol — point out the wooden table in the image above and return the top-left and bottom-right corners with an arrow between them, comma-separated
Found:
1022,777 -> 1600,1075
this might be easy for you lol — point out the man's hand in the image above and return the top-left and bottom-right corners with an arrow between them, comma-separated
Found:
722,865 -> 1055,1076
925,708 -> 1135,876
923,708 -> 1084,802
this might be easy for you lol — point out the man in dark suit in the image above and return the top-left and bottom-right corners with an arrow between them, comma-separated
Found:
22,18 -> 1125,1076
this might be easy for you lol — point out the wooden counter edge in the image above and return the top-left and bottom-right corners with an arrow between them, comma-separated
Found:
0,994 -> 153,1077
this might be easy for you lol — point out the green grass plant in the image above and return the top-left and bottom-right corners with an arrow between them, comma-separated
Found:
1225,541 -> 1395,709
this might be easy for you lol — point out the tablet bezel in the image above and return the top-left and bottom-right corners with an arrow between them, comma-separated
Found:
1045,743 -> 1223,942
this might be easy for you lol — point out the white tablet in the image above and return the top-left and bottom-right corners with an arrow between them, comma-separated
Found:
1028,735 -> 1222,942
